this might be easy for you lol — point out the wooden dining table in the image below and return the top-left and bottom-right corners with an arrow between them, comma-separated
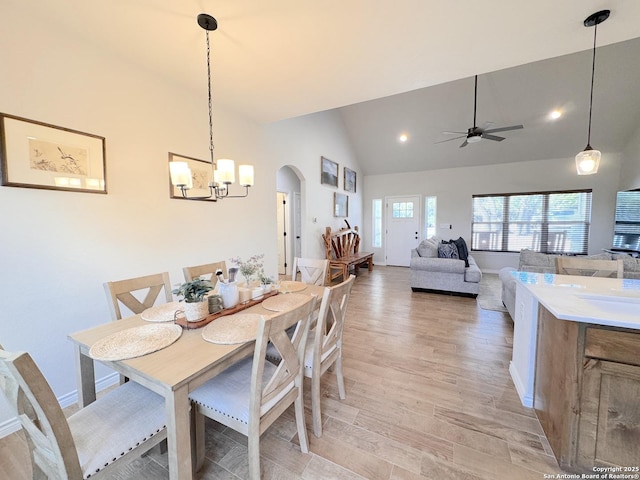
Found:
68,283 -> 324,480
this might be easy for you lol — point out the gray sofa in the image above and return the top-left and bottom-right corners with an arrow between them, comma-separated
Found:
499,249 -> 640,320
410,236 -> 482,297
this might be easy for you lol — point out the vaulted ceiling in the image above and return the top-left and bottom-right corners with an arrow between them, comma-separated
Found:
14,0 -> 640,175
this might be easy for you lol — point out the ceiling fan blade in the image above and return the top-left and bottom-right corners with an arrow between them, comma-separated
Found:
442,131 -> 468,135
483,124 -> 524,134
482,134 -> 505,142
435,135 -> 466,144
459,139 -> 469,148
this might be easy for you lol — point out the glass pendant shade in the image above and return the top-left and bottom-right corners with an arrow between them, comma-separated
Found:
169,161 -> 193,188
575,148 -> 601,175
216,159 -> 235,184
239,165 -> 254,186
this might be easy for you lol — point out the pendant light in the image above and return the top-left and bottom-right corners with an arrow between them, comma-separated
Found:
575,9 -> 610,175
169,13 -> 254,200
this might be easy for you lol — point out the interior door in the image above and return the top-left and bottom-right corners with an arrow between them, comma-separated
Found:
293,192 -> 301,259
386,195 -> 421,266
276,192 -> 289,275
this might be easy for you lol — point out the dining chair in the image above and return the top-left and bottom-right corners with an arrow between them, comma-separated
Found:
0,346 -> 167,480
183,260 -> 228,283
267,274 -> 355,437
555,257 -> 623,278
189,295 -> 317,480
291,257 -> 329,286
103,272 -> 173,321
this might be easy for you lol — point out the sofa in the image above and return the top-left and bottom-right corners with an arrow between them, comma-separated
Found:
410,236 -> 482,297
499,249 -> 640,320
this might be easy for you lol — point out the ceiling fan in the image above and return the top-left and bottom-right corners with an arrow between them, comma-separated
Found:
437,75 -> 523,148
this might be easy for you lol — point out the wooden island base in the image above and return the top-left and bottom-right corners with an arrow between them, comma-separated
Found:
534,305 -> 640,472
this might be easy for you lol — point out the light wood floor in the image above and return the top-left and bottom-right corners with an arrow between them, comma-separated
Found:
1,266 -> 566,479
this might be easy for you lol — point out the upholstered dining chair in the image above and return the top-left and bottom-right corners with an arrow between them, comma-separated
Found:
183,260 -> 228,283
291,257 -> 329,286
0,346 -> 167,480
267,274 -> 355,437
555,257 -> 623,278
103,272 -> 173,321
189,295 -> 317,480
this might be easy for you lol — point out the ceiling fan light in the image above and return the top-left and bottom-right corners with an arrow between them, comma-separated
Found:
575,148 -> 601,175
467,136 -> 482,144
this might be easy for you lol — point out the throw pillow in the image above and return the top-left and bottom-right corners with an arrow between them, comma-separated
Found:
416,237 -> 439,258
451,237 -> 470,267
437,242 -> 459,259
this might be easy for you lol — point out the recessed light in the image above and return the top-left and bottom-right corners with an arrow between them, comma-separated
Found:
399,133 -> 408,142
550,110 -> 562,120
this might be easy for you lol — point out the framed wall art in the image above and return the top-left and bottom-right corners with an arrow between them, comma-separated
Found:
344,167 -> 356,193
334,192 -> 348,217
168,152 -> 214,200
0,113 -> 106,193
321,156 -> 338,187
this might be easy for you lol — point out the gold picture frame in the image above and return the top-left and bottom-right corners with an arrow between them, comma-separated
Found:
0,113 -> 106,193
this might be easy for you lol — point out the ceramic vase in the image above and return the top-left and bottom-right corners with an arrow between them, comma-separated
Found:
218,281 -> 239,309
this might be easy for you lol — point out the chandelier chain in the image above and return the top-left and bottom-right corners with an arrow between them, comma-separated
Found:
206,30 -> 215,165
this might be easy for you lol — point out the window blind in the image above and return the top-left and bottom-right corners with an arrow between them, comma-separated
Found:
613,190 -> 640,252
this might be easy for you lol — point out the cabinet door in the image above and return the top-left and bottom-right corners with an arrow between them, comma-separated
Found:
578,359 -> 640,468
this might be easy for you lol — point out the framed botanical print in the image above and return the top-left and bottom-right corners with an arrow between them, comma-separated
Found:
168,152 -> 213,200
0,113 -> 106,193
334,192 -> 348,217
321,156 -> 338,187
344,167 -> 356,193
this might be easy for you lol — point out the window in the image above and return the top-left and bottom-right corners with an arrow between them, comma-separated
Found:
391,201 -> 413,218
613,190 -> 640,252
471,190 -> 592,254
424,196 -> 437,239
372,199 -> 382,248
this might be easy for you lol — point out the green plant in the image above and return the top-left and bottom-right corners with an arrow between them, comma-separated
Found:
172,278 -> 213,303
259,273 -> 274,285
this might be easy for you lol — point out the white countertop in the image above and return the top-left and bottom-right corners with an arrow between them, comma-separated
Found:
513,271 -> 640,330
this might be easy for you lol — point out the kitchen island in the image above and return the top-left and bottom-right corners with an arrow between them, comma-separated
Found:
508,272 -> 640,472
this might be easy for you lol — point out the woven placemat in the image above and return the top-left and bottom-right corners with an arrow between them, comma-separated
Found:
261,293 -> 309,312
89,324 -> 183,361
201,313 -> 263,345
141,301 -> 183,322
278,281 -> 307,293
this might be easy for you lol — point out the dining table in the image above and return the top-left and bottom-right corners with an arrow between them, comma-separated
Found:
68,282 -> 324,480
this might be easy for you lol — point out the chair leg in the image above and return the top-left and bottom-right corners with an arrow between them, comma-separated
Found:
335,355 -> 346,400
311,371 -> 323,437
294,390 -> 309,453
247,433 -> 261,480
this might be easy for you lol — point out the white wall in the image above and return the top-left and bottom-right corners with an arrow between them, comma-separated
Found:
0,6 -> 358,430
265,111 -> 363,260
363,154 -> 622,273
620,122 -> 640,191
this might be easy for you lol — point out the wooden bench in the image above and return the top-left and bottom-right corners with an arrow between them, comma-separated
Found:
323,225 -> 374,282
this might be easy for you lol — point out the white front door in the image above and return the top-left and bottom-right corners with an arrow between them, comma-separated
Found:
385,195 -> 421,266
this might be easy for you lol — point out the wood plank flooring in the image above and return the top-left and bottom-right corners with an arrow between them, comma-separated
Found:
0,266 -> 566,479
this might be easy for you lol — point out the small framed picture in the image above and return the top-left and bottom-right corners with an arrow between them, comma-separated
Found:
344,167 -> 356,193
0,113 -> 106,193
334,192 -> 348,217
321,156 -> 338,187
168,152 -> 213,200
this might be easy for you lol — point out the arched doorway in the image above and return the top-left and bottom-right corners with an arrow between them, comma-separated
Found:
276,166 -> 303,276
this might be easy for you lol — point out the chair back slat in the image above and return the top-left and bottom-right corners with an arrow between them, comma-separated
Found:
555,257 -> 623,278
315,275 -> 355,369
0,349 -> 83,479
104,272 -> 172,320
183,261 -> 228,283
292,257 -> 328,286
251,296 -> 316,418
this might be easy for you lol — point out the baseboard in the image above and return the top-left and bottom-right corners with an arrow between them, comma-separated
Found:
0,372 -> 119,439
509,361 -> 533,408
